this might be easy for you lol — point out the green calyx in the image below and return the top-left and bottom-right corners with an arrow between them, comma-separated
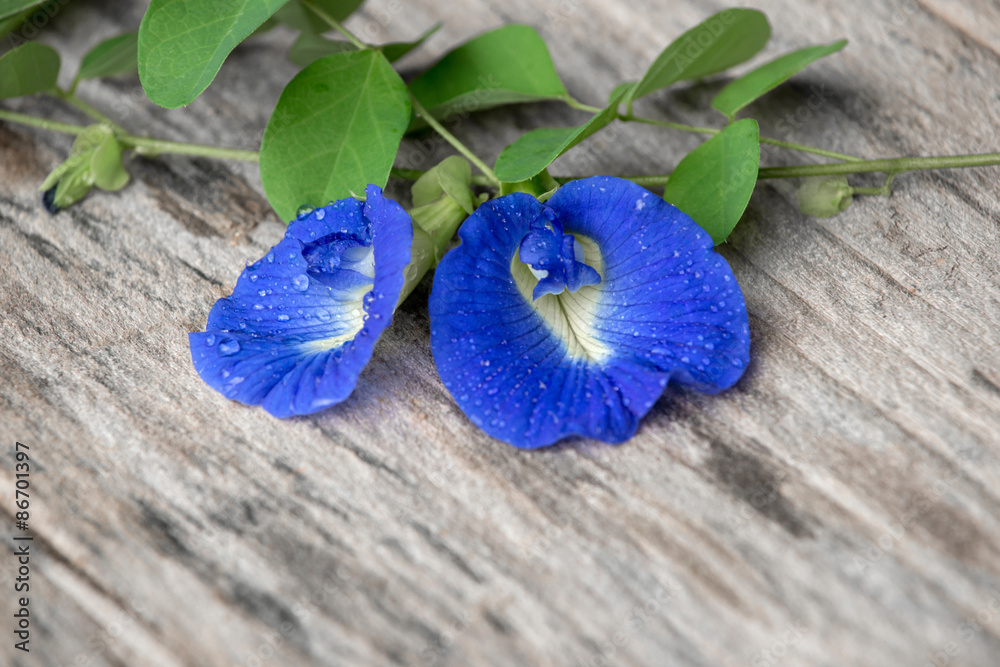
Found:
409,156 -> 483,261
499,170 -> 559,201
796,175 -> 853,218
39,123 -> 129,211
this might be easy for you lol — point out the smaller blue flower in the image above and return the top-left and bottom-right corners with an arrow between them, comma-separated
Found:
189,185 -> 412,417
429,176 -> 751,448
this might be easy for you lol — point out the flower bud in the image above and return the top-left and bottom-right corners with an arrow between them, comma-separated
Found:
409,156 -> 481,260
38,123 -> 129,213
796,175 -> 853,217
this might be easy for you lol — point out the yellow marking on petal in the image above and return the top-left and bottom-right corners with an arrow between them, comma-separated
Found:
511,234 -> 609,362
302,284 -> 371,353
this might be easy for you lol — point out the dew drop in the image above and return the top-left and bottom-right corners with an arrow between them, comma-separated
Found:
296,205 -> 315,219
292,274 -> 309,291
277,314 -> 290,322
205,334 -> 216,346
218,339 -> 241,356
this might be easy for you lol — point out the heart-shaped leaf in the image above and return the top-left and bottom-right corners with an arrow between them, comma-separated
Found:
712,40 -> 847,119
260,50 -> 411,221
494,88 -> 627,183
629,9 -> 770,104
408,25 -> 567,130
138,0 -> 290,108
664,119 -> 760,244
0,42 -> 60,99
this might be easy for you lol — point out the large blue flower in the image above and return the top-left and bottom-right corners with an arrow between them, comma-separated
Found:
429,176 -> 750,448
189,185 -> 412,417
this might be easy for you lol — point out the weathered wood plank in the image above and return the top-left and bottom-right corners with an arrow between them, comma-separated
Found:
2,0 -> 1000,665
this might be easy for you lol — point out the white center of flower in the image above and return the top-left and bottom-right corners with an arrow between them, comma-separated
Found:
510,234 -> 609,361
303,244 -> 375,352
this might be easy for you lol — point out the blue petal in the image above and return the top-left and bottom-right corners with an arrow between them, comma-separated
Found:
190,185 -> 412,417
518,207 -> 601,299
429,176 -> 750,448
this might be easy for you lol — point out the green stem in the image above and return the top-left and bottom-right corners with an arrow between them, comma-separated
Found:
621,113 -> 861,162
53,88 -> 123,131
122,136 -> 259,161
299,0 -> 368,49
0,109 -> 88,135
0,107 -> 259,161
563,96 -> 603,114
755,154 -> 1000,179
603,153 -> 1000,188
850,173 -> 896,197
409,94 -> 500,187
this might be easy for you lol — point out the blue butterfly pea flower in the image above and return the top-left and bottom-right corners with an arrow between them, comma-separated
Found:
429,176 -> 750,448
189,185 -> 412,417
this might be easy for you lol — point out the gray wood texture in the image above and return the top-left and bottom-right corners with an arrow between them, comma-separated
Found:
2,0 -> 1000,665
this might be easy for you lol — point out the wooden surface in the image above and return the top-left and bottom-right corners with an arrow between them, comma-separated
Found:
2,0 -> 1000,665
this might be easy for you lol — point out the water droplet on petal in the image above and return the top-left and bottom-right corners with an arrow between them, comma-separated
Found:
205,334 -> 216,346
277,314 -> 290,322
218,339 -> 241,356
296,205 -> 315,219
292,274 -> 309,291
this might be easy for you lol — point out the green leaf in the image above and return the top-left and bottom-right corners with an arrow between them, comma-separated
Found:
75,32 -> 139,85
408,25 -> 568,129
0,0 -> 45,22
629,9 -> 771,103
381,23 -> 440,63
0,42 -> 60,99
712,40 -> 847,118
273,0 -> 364,33
91,134 -> 130,191
664,119 -> 760,244
138,0 -> 291,108
0,6 -> 33,38
288,31 -> 356,68
260,50 -> 411,222
494,88 -> 626,183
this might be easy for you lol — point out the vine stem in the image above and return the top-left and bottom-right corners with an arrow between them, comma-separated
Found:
622,113 -> 861,162
0,109 -> 87,135
299,0 -> 368,49
53,88 -> 123,132
409,95 -> 501,187
613,153 -> 1000,187
0,108 -> 259,162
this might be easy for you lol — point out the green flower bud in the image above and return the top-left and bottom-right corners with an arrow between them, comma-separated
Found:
410,156 -> 481,261
796,175 -> 853,218
499,170 -> 560,201
38,123 -> 129,213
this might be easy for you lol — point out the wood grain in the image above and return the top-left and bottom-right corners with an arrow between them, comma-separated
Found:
2,0 -> 1000,665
